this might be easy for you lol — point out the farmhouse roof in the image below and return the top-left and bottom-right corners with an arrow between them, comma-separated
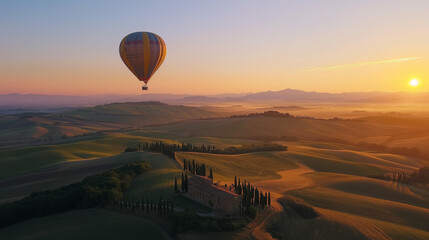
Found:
189,175 -> 240,199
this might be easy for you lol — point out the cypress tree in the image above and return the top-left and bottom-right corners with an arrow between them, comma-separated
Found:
202,163 -> 206,176
185,174 -> 188,192
181,173 -> 185,192
192,160 -> 195,174
209,168 -> 213,179
264,192 -> 268,206
255,188 -> 259,205
268,192 -> 271,206
174,177 -> 178,192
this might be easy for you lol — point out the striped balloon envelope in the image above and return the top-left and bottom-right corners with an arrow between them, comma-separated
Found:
119,32 -> 166,90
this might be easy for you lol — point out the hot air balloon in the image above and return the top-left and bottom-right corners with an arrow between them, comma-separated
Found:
119,32 -> 166,90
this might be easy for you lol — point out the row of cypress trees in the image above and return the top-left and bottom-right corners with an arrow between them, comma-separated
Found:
117,196 -> 174,216
137,141 -> 218,159
234,176 -> 271,211
183,159 -> 213,179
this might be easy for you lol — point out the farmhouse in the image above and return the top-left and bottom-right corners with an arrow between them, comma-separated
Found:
188,175 -> 241,216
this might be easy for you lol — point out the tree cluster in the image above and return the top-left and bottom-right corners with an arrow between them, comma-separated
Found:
230,111 -> 293,119
118,196 -> 174,216
0,161 -> 150,228
227,111 -> 363,122
180,172 -> 189,192
220,143 -> 287,154
136,140 -> 287,159
369,167 -> 429,185
233,176 -> 270,215
175,159 -> 214,194
183,159 -> 208,176
277,196 -> 318,218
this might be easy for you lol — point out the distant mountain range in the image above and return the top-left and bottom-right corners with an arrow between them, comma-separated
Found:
1,89 -> 428,114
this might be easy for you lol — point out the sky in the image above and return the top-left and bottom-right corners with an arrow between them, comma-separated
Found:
0,0 -> 428,95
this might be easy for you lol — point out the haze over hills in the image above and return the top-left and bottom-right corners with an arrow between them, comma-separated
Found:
1,98 -> 429,240
2,89 -> 429,114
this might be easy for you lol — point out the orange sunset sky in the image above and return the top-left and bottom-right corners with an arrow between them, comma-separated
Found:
1,1 -> 428,95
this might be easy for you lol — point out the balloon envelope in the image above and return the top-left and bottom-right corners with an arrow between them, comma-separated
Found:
119,32 -> 166,84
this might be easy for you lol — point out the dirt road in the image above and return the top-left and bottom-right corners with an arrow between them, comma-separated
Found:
250,164 -> 316,240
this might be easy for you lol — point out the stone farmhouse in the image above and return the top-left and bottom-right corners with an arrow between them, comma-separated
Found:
187,175 -> 241,216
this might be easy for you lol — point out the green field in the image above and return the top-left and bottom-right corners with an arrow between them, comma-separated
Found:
0,102 -> 224,150
0,131 -> 181,179
123,152 -> 182,201
0,152 -> 163,204
149,117 -> 398,143
122,150 -> 211,213
175,141 -> 423,183
0,209 -> 169,240
176,151 -> 298,182
148,115 -> 429,156
61,102 -> 222,125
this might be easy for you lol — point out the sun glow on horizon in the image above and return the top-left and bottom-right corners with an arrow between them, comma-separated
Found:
409,79 -> 420,87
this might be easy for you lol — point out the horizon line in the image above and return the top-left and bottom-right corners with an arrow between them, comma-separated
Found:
1,88 -> 428,97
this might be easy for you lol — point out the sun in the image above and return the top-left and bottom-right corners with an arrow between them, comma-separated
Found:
409,79 -> 419,87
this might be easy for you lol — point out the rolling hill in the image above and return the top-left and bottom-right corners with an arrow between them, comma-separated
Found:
0,101 -> 224,147
149,114 -> 429,156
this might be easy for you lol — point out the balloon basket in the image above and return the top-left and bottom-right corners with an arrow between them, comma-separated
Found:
142,85 -> 148,91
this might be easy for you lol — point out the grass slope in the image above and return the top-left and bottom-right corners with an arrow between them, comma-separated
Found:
176,151 -> 298,182
0,102 -> 223,148
150,115 -> 429,156
61,102 -> 221,126
0,152 -> 161,204
123,152 -> 211,213
175,141 -> 422,183
0,132 -> 181,179
288,186 -> 429,232
123,152 -> 182,201
149,117 -> 398,143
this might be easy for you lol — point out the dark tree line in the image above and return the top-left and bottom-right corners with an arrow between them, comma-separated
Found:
134,140 -> 287,159
179,172 -> 189,192
369,166 -> 429,185
233,176 -> 270,214
226,111 -> 363,122
183,158 -> 213,179
0,161 -> 150,228
176,159 -> 214,194
118,196 -> 174,216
